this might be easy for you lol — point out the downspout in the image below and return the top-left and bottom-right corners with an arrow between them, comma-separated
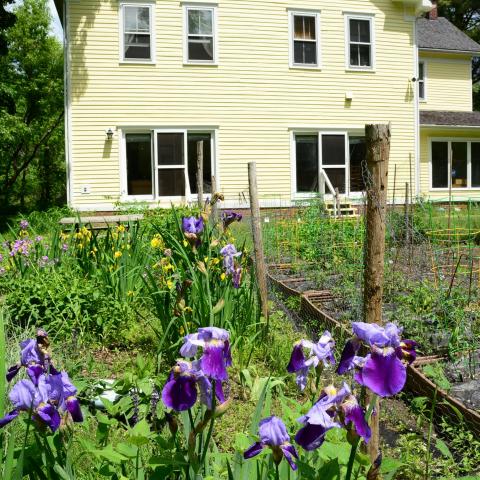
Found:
414,17 -> 421,199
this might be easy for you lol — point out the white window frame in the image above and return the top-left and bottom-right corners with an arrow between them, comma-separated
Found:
288,10 -> 321,69
418,61 -> 427,102
119,2 -> 155,64
429,137 -> 480,191
344,13 -> 375,72
291,131 -> 351,199
183,4 -> 218,65
120,128 -> 217,201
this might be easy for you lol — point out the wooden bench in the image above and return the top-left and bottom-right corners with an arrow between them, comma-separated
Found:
59,214 -> 144,231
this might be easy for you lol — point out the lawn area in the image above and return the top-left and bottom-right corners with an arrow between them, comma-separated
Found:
0,201 -> 479,479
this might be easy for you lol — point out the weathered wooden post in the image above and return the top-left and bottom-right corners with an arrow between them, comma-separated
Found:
211,174 -> 218,222
196,141 -> 204,208
335,187 -> 341,219
405,182 -> 410,245
248,162 -> 269,325
364,124 -> 391,467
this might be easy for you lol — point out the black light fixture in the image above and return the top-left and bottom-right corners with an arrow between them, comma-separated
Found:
106,128 -> 114,140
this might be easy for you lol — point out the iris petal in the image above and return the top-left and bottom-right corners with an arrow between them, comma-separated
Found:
37,404 -> 61,432
287,344 -> 306,373
162,376 -> 198,411
6,365 -> 21,382
27,364 -> 44,386
243,442 -> 264,459
343,400 -> 371,443
280,444 -> 299,471
295,423 -> 328,451
357,349 -> 407,397
201,345 -> 228,381
337,339 -> 360,374
259,416 -> 289,446
0,409 -> 19,428
66,397 -> 83,422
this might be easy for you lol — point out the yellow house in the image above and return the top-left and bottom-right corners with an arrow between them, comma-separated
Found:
53,0 -> 480,210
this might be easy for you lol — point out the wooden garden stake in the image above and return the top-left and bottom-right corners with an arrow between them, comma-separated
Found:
248,162 -> 269,326
211,174 -> 218,222
196,140 -> 204,208
405,183 -> 410,245
364,124 -> 391,469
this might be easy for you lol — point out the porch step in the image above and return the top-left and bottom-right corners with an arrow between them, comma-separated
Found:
324,201 -> 360,219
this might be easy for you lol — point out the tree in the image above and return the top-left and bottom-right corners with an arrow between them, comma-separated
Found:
0,0 -> 65,212
438,0 -> 480,109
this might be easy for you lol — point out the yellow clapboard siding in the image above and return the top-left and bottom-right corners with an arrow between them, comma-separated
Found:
419,53 -> 473,112
68,0 -> 420,208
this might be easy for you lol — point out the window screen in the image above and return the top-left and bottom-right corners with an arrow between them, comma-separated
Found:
187,8 -> 215,62
296,135 -> 318,193
126,134 -> 152,195
349,18 -> 371,67
293,15 -> 317,65
432,142 -> 449,188
451,142 -> 468,188
124,5 -> 151,60
472,143 -> 480,188
188,133 -> 212,194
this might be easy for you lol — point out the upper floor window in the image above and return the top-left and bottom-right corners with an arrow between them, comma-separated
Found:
290,11 -> 320,68
345,14 -> 374,70
120,3 -> 154,62
185,5 -> 217,64
418,62 -> 426,101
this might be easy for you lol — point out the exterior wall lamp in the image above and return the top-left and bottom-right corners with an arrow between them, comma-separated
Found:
105,128 -> 114,140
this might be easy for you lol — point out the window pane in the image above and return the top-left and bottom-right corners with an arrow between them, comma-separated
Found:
294,41 -> 317,64
359,45 -> 371,66
126,134 -> 152,196
294,15 -> 316,40
472,143 -> 480,187
158,169 -> 185,196
419,62 -> 424,80
432,142 -> 448,188
452,142 -> 467,188
188,37 -> 214,61
419,81 -> 425,100
350,19 -> 370,43
188,133 -> 212,194
350,137 -> 366,192
125,34 -> 151,59
324,168 -> 346,194
124,6 -> 149,32
322,135 -> 345,166
296,135 -> 318,193
157,133 -> 184,166
188,9 -> 213,35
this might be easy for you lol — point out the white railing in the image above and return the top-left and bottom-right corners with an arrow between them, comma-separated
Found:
320,169 -> 340,217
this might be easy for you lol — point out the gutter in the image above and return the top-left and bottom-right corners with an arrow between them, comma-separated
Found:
420,124 -> 480,129
419,48 -> 480,57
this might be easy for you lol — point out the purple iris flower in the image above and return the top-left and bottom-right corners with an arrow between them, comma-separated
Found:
180,327 -> 232,381
222,211 -> 242,229
287,331 -> 336,391
337,322 -> 417,398
220,244 -> 242,274
232,267 -> 242,289
7,330 -> 51,385
244,416 -> 298,471
0,378 -> 59,432
162,360 -> 225,411
295,383 -> 370,451
182,216 -> 204,235
20,220 -> 29,230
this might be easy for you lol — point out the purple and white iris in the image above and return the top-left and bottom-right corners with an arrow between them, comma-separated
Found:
220,244 -> 243,289
162,327 -> 232,412
0,372 -> 83,432
287,331 -> 336,391
20,219 -> 29,230
244,416 -> 299,471
222,211 -> 242,230
161,360 -> 225,412
337,322 -> 417,398
180,327 -> 232,381
295,383 -> 370,451
7,329 -> 52,385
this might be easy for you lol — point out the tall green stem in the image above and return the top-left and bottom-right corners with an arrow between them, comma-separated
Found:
200,380 -> 216,467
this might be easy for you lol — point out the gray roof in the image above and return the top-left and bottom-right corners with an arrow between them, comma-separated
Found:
417,17 -> 480,54
421,110 -> 480,127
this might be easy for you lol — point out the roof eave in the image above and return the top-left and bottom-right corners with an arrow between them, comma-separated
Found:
421,124 -> 480,129
53,0 -> 64,26
419,47 -> 480,56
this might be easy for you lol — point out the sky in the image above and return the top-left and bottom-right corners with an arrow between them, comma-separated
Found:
48,0 -> 63,40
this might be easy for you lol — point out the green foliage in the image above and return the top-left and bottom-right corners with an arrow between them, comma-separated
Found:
422,363 -> 451,392
0,0 -> 64,213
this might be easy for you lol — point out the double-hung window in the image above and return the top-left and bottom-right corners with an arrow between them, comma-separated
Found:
123,130 -> 215,199
345,14 -> 374,70
418,62 -> 426,101
185,5 -> 217,63
431,140 -> 480,189
290,11 -> 320,68
120,3 -> 154,62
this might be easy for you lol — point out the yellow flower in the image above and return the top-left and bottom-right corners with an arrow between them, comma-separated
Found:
60,232 -> 69,241
127,290 -> 134,297
167,279 -> 174,290
162,263 -> 174,273
220,273 -> 226,281
151,238 -> 162,249
114,251 -> 122,259
183,240 -> 188,247
212,258 -> 220,266
117,225 -> 126,233
204,257 -> 209,264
